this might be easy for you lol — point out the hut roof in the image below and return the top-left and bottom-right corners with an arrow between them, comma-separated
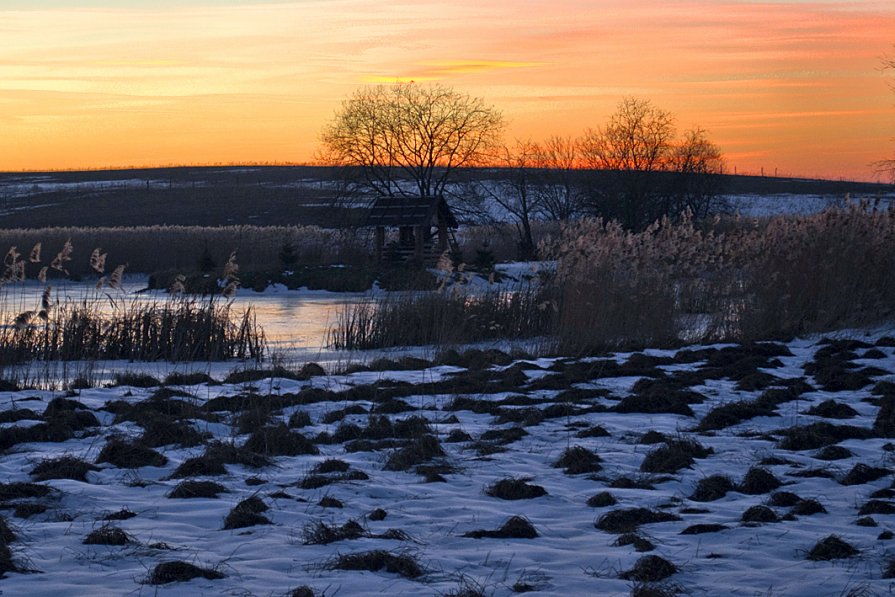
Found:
365,196 -> 458,228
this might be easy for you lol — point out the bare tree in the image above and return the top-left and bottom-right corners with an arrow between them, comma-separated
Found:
320,83 -> 504,199
874,55 -> 895,182
666,128 -> 725,218
578,97 -> 724,229
469,140 -> 544,259
578,98 -> 676,229
536,135 -> 584,221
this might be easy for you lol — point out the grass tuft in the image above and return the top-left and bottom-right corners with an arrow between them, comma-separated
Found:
147,561 -> 225,584
806,535 -> 859,561
485,478 -> 547,500
327,549 -> 423,579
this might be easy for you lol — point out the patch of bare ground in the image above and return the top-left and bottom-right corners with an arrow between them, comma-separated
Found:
697,400 -> 777,431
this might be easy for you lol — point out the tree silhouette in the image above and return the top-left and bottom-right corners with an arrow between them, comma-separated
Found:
321,83 -> 504,198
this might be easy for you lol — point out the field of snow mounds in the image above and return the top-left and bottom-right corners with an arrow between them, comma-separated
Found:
1,334 -> 895,596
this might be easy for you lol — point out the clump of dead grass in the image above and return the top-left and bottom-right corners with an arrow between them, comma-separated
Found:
595,508 -> 681,534
83,525 -> 133,546
619,555 -> 678,582
167,480 -> 228,499
223,496 -> 271,529
96,438 -> 167,468
326,549 -> 423,579
806,535 -> 859,561
463,515 -> 538,539
147,560 -> 225,584
485,478 -> 547,500
30,455 -> 98,482
553,445 -> 602,475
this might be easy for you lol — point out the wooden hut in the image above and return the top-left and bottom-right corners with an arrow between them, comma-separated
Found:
365,196 -> 459,264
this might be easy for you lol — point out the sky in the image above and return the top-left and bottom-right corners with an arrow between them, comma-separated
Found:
1,0 -> 894,180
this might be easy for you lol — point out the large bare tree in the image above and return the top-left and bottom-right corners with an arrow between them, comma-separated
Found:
578,97 -> 723,229
321,83 -> 504,198
875,55 -> 895,182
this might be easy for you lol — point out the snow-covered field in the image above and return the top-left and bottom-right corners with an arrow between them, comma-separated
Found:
0,329 -> 894,595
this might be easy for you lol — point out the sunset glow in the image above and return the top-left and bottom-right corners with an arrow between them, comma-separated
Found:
2,0 -> 894,180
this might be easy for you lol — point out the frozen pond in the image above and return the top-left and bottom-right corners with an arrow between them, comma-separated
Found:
0,278 -> 392,382
0,270 -> 545,385
0,277 -> 360,351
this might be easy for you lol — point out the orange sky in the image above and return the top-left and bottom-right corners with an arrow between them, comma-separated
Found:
2,0 -> 894,180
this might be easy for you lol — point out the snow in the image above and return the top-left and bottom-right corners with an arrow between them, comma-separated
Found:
0,329 -> 892,595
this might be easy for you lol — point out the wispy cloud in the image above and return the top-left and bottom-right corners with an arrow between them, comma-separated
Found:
0,0 -> 893,178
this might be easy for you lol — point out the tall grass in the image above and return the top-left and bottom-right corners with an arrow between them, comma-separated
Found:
552,199 -> 895,353
0,239 -> 265,364
333,200 -> 895,354
328,286 -> 553,350
0,298 -> 264,364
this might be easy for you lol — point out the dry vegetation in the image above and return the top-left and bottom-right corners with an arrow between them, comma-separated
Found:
330,201 -> 895,353
0,240 -> 264,364
552,200 -> 895,353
